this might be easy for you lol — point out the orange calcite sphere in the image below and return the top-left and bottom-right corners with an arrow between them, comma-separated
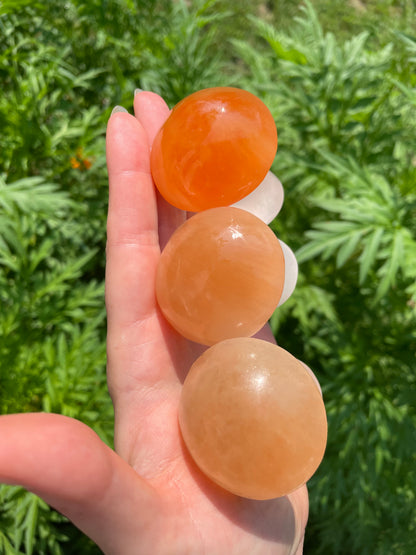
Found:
156,207 -> 284,345
179,338 -> 327,500
150,87 -> 278,212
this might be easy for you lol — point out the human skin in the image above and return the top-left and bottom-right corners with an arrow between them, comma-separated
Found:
0,91 -> 310,554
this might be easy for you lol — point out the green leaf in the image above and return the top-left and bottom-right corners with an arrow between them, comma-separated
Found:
296,232 -> 348,262
249,15 -> 307,64
391,78 -> 416,106
32,249 -> 98,300
23,496 -> 38,555
359,227 -> 385,284
349,96 -> 378,114
336,228 -> 367,268
266,38 -> 307,64
313,220 -> 359,232
28,237 -> 55,274
0,0 -> 44,15
375,228 -> 405,299
0,177 -> 70,215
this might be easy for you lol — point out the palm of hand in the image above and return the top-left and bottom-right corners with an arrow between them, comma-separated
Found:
0,92 -> 308,555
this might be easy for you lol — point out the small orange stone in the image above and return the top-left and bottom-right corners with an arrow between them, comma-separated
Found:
150,87 -> 278,212
179,338 -> 327,500
156,207 -> 285,345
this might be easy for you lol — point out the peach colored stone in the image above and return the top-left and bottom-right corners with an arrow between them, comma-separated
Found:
156,207 -> 284,345
179,338 -> 327,500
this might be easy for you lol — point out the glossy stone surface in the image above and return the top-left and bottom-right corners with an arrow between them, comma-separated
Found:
277,240 -> 298,306
156,207 -> 284,345
232,171 -> 284,224
150,87 -> 278,212
179,338 -> 327,500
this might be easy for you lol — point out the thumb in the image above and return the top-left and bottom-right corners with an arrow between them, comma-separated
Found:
0,413 -> 160,553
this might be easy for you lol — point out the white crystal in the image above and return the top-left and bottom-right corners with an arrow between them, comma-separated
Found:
232,171 -> 284,224
278,240 -> 298,306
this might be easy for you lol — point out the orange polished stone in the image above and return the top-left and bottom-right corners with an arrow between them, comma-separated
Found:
150,87 -> 278,212
156,207 -> 284,345
179,338 -> 327,500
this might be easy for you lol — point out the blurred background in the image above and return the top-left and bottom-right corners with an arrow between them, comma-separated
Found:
0,0 -> 415,553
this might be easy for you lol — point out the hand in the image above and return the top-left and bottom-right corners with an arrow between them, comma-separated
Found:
0,91 -> 309,555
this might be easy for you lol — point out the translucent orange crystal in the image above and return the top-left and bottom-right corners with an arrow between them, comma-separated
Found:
150,87 -> 278,212
156,207 -> 285,345
179,338 -> 327,500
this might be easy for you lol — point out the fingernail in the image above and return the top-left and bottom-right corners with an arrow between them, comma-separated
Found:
111,105 -> 128,115
134,88 -> 144,96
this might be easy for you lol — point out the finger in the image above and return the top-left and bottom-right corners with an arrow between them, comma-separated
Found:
156,193 -> 188,250
106,110 -> 160,329
134,91 -> 187,249
0,413 -> 160,554
133,90 -> 170,146
105,104 -> 188,458
288,485 -> 309,555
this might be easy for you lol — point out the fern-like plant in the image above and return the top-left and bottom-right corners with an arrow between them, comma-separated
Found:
234,3 -> 416,553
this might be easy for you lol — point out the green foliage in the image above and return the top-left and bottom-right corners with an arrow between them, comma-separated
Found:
0,487 -> 66,555
139,0 -> 229,105
296,154 -> 416,301
266,0 -> 416,44
1,0 -> 416,554
0,0 -> 233,552
0,486 -> 100,555
235,3 -> 416,553
0,174 -> 111,554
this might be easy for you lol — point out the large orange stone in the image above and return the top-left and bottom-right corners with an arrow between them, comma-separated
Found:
179,338 -> 327,500
150,87 -> 278,212
156,207 -> 284,345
